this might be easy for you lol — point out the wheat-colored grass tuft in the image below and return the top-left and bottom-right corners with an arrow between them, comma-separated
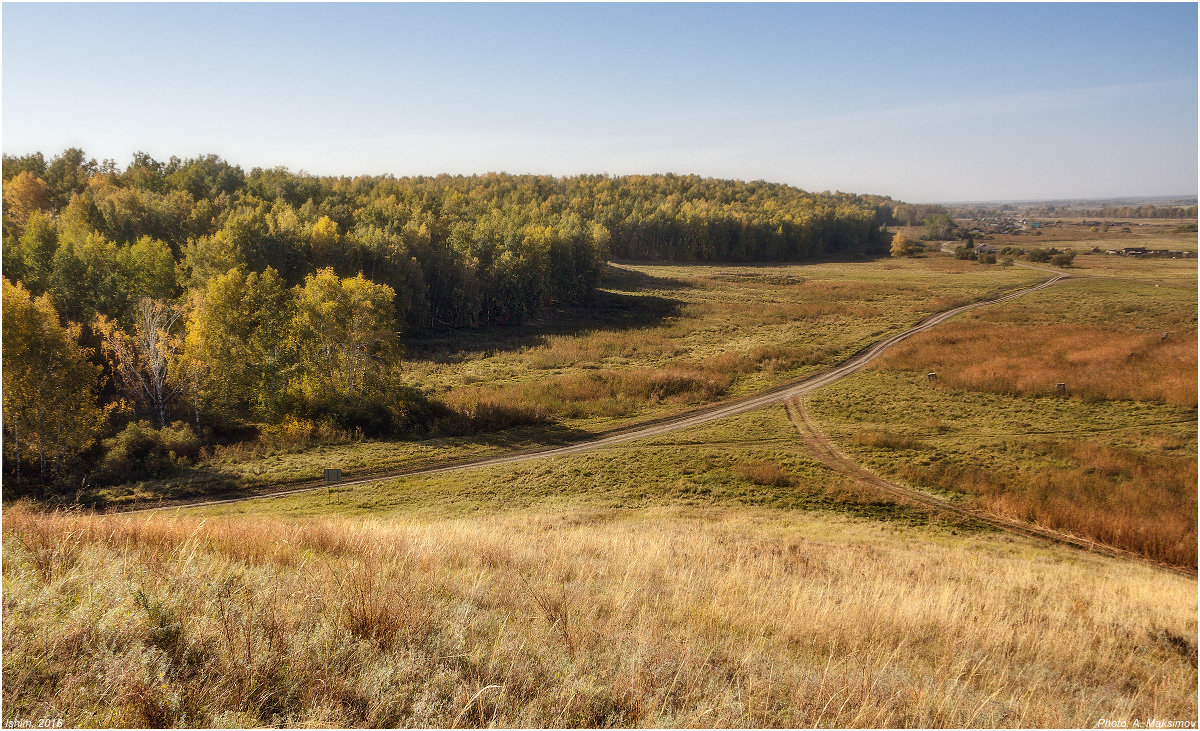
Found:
4,504 -> 1195,727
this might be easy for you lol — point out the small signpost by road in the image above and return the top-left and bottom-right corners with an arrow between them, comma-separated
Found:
324,468 -> 342,484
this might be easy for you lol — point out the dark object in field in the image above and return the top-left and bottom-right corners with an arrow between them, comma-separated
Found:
324,469 -> 343,484
927,372 -> 938,384
1056,382 -> 1067,396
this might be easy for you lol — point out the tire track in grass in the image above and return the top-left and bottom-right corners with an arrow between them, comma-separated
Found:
784,398 -> 1196,578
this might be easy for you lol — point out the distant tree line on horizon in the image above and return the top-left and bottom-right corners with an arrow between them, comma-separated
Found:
948,203 -> 1198,220
1,148 -> 904,495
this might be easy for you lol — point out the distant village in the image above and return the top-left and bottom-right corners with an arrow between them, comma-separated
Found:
959,217 -> 1195,258
962,217 -> 1055,236
1098,246 -> 1195,258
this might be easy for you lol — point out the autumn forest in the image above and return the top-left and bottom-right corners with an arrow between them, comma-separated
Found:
2,149 -> 899,495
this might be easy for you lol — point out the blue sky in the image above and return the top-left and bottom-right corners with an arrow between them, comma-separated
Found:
3,2 -> 1196,202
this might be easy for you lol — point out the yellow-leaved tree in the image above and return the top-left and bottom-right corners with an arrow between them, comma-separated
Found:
310,215 -> 341,268
2,171 -> 52,238
2,278 -> 107,487
292,268 -> 397,396
181,267 -> 292,420
890,232 -> 910,258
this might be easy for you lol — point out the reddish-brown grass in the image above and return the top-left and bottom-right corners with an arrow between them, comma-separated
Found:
896,440 -> 1197,567
877,324 -> 1198,405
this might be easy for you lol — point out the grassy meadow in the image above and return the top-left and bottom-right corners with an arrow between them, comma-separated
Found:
808,264 -> 1198,567
406,258 -> 1042,426
182,405 -> 939,524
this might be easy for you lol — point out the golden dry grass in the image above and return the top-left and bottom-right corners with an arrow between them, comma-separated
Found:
4,504 -> 1196,727
877,324 -> 1198,405
442,366 -> 733,422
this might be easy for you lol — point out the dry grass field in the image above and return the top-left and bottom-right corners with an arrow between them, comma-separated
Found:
4,504 -> 1195,728
955,219 -> 1199,252
810,265 -> 1198,567
878,323 -> 1196,404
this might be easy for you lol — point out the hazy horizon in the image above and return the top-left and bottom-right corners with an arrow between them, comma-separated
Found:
4,2 -> 1196,202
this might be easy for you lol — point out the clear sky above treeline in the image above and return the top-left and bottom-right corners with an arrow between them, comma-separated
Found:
3,2 -> 1196,202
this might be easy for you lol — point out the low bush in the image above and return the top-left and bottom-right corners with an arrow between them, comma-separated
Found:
1049,251 -> 1075,267
94,421 -> 202,485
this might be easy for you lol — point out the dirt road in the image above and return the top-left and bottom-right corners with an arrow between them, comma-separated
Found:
119,274 -> 1068,515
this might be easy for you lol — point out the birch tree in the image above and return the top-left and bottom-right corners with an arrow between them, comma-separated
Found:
96,298 -> 183,428
292,268 -> 397,396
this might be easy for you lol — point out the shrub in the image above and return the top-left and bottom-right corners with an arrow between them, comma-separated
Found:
95,421 -> 202,484
1049,251 -> 1076,267
979,253 -> 997,265
1026,248 -> 1051,263
298,387 -> 453,439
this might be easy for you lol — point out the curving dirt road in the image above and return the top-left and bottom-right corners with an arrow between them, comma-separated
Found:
119,274 -> 1069,515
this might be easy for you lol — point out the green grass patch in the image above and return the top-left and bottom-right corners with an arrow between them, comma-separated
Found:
187,406 -> 964,531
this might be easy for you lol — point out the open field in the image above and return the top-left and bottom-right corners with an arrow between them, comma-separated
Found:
808,269 -> 1198,567
6,245 -> 1198,728
399,259 -> 1044,427
87,258 -> 1045,506
181,406 -> 941,524
877,276 -> 1198,404
1063,252 -> 1199,279
4,504 -> 1195,728
954,219 -> 1199,252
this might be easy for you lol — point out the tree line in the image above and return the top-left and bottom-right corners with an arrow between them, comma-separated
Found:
2,148 -> 897,494
948,203 -> 1198,219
